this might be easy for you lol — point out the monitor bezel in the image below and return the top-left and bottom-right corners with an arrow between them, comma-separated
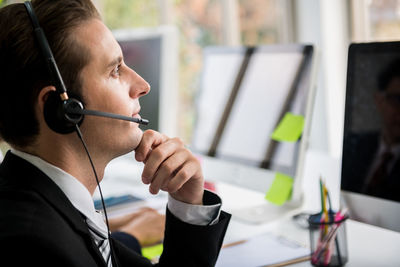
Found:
341,41 -> 400,232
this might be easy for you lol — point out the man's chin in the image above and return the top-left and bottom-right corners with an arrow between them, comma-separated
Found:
109,130 -> 143,159
132,129 -> 144,150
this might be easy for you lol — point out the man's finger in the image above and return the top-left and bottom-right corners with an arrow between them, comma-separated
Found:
148,151 -> 187,194
135,130 -> 168,162
142,139 -> 184,184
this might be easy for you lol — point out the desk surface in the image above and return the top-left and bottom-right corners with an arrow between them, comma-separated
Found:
101,150 -> 400,267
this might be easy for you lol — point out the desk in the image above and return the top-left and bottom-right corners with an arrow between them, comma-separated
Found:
100,149 -> 400,266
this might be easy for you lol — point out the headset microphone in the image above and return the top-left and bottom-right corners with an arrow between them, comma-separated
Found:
65,105 -> 149,125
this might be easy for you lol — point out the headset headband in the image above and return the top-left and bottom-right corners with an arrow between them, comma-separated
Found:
24,1 -> 69,101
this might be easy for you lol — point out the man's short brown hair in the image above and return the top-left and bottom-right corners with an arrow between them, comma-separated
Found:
0,0 -> 100,147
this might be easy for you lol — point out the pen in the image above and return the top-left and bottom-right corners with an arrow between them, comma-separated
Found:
314,178 -> 327,265
322,183 -> 329,264
324,204 -> 337,266
222,239 -> 247,248
319,177 -> 324,215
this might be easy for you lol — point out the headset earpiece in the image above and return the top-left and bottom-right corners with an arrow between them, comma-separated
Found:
43,91 -> 84,134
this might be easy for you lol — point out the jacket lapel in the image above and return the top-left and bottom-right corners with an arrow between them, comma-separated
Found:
0,151 -> 107,266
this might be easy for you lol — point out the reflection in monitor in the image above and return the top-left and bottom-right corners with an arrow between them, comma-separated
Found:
341,41 -> 400,232
113,26 -> 178,136
192,45 -> 316,183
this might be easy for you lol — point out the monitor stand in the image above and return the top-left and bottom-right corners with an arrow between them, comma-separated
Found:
341,191 -> 400,232
204,161 -> 305,225
230,195 -> 304,224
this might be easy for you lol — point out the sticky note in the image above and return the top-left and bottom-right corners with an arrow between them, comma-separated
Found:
265,172 -> 293,205
142,243 -> 163,260
271,112 -> 305,142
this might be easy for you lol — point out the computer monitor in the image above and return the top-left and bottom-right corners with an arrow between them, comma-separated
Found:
192,45 -> 317,194
341,41 -> 400,232
191,45 -> 318,223
113,26 -> 179,136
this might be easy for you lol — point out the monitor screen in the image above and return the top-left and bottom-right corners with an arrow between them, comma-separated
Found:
341,41 -> 400,231
118,37 -> 161,132
192,45 -> 315,178
113,27 -> 179,136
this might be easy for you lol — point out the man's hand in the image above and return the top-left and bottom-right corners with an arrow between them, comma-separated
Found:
109,207 -> 165,247
135,130 -> 204,205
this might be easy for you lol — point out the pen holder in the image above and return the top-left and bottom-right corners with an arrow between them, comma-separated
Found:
308,211 -> 349,267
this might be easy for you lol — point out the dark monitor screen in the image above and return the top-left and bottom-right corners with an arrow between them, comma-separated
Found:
342,41 -> 400,204
341,42 -> 400,232
118,37 -> 161,132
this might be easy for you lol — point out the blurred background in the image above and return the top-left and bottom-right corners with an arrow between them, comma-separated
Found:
2,0 -> 400,159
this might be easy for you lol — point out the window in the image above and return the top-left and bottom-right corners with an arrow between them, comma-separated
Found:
101,0 -> 159,29
368,0 -> 400,40
239,0 -> 292,45
172,0 -> 224,141
352,0 -> 400,41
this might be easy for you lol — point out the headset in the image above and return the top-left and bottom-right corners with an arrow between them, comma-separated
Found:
23,1 -> 149,265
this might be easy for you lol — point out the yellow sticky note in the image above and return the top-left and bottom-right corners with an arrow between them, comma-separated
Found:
271,112 -> 305,142
142,243 -> 163,260
265,172 -> 293,205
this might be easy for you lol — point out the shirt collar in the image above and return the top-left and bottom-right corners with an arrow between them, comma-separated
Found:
378,137 -> 400,157
10,149 -> 108,234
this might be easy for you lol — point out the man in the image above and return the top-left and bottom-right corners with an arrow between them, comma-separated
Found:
0,0 -> 230,266
342,58 -> 400,202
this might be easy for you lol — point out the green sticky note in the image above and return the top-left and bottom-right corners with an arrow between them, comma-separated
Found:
142,243 -> 163,260
265,172 -> 293,205
271,112 -> 305,142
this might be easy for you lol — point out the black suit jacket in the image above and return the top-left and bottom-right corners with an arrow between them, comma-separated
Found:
341,132 -> 400,202
0,152 -> 231,266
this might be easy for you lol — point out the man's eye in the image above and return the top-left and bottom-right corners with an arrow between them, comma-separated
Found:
111,64 -> 121,77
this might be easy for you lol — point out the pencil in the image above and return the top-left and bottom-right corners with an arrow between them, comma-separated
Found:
222,239 -> 246,248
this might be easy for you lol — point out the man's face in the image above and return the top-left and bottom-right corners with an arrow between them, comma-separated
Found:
375,76 -> 400,144
74,19 -> 150,158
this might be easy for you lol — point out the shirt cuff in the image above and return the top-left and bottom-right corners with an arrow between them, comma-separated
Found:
167,190 -> 222,226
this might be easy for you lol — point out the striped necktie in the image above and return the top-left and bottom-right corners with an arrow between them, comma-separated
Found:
85,211 -> 113,267
365,150 -> 394,195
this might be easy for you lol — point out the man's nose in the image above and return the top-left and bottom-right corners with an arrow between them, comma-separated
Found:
129,69 -> 151,99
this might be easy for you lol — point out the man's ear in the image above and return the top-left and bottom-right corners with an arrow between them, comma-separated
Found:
37,86 -> 56,114
37,86 -> 57,116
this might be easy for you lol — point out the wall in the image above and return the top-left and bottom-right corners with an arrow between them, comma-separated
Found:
294,0 -> 350,158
